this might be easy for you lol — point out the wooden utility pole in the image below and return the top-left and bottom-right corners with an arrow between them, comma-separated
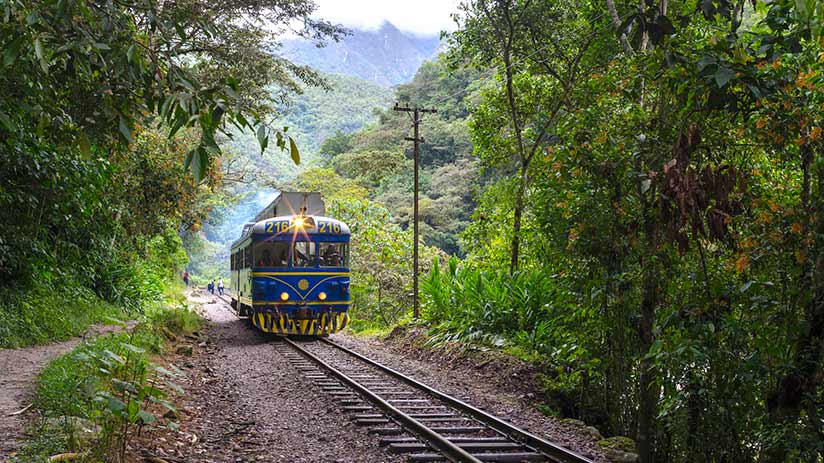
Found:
393,103 -> 437,318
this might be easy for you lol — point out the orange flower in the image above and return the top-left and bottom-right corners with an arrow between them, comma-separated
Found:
810,126 -> 822,141
756,119 -> 768,129
736,254 -> 750,274
791,222 -> 804,234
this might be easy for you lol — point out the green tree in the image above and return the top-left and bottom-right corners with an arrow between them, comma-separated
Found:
451,0 -> 608,272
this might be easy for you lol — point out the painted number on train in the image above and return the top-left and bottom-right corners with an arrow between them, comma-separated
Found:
318,221 -> 341,234
265,221 -> 291,233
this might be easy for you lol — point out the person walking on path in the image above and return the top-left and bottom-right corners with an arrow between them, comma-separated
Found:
218,278 -> 225,296
183,270 -> 190,287
208,280 -> 214,294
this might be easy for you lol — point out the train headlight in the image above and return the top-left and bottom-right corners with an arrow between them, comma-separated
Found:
318,292 -> 327,301
292,217 -> 304,228
280,292 -> 289,301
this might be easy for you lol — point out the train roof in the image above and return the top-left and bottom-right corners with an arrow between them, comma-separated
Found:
231,215 -> 350,248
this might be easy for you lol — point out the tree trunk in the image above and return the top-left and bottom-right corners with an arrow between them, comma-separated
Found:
510,163 -> 527,272
638,208 -> 661,463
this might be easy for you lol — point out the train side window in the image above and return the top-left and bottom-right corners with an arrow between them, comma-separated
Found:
293,242 -> 316,268
253,241 -> 289,268
319,242 -> 348,267
244,246 -> 252,268
230,253 -> 235,271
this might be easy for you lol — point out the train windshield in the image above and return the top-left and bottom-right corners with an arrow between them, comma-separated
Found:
253,241 -> 289,268
293,242 -> 317,268
319,242 -> 348,267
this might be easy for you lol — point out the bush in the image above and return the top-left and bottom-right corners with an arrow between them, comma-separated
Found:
0,280 -> 127,349
15,308 -> 200,463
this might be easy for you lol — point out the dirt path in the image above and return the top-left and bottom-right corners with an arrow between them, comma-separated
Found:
142,290 -> 403,462
0,323 -> 129,457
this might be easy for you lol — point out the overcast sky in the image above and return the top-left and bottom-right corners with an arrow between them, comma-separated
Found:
312,0 -> 461,36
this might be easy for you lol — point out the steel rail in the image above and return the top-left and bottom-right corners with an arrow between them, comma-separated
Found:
321,338 -> 594,463
282,338 -> 484,463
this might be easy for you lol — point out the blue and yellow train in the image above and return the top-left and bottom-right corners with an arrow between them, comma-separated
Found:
230,214 -> 351,335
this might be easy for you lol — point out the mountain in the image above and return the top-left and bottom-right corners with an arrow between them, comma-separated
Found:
281,21 -> 441,87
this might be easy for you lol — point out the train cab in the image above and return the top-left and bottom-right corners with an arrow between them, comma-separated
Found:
230,214 -> 351,335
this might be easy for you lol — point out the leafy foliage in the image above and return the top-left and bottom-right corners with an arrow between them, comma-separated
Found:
17,308 -> 200,462
0,0 -> 337,343
423,0 -> 824,461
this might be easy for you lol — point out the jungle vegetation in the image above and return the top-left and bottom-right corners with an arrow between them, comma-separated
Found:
0,0 -> 342,346
413,0 -> 824,462
2,0 -> 823,462
197,1 -> 823,458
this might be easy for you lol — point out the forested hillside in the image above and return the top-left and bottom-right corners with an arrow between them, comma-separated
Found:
301,56 -> 486,255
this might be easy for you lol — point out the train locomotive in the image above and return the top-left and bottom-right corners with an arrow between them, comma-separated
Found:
230,192 -> 351,335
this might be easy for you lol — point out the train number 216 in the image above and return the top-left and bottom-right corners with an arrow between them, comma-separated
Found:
318,221 -> 341,234
265,221 -> 290,233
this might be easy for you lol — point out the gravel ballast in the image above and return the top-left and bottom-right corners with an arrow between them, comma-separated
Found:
141,291 -> 404,463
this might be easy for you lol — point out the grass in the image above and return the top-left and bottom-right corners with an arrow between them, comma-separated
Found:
13,303 -> 201,463
0,281 -> 129,349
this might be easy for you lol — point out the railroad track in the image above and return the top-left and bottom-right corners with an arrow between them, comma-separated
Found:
277,337 -> 594,463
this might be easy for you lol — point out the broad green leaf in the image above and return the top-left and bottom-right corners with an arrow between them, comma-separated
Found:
137,410 -> 156,424
0,111 -> 13,131
289,136 -> 300,165
183,148 -> 195,171
3,36 -> 25,67
190,146 -> 207,181
714,66 -> 736,88
106,395 -> 126,412
127,399 -> 140,421
256,124 -> 268,153
103,349 -> 125,365
120,342 -> 145,354
118,117 -> 132,142
113,378 -> 138,393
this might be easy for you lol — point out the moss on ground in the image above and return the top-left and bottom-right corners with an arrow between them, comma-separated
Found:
598,436 -> 637,453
